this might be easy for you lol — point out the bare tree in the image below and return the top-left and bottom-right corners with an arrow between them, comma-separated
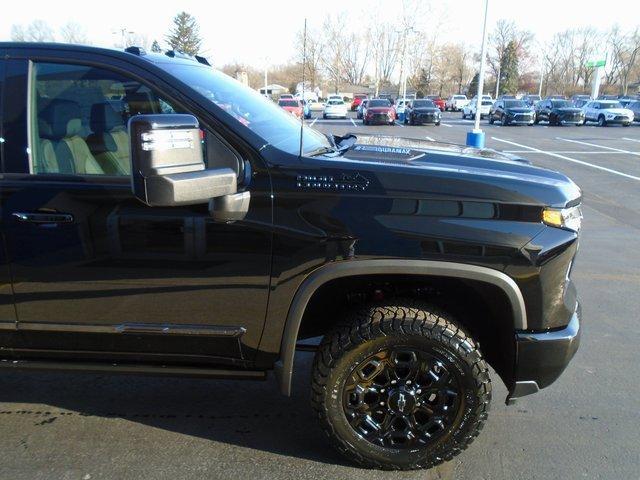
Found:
341,31 -> 369,85
11,20 -> 55,42
295,27 -> 324,88
320,15 -> 347,92
488,20 -> 534,90
606,26 -> 640,94
367,24 -> 400,95
60,22 -> 90,45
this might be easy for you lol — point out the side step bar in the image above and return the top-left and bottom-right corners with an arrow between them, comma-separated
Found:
0,358 -> 267,380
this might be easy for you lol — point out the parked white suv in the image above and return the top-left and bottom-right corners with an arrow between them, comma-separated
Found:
462,99 -> 493,119
323,99 -> 348,119
446,94 -> 469,111
582,100 -> 634,127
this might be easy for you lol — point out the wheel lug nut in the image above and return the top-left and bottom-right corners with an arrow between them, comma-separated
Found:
380,388 -> 385,393
391,380 -> 397,385
406,380 -> 411,385
380,402 -> 385,406
416,389 -> 422,394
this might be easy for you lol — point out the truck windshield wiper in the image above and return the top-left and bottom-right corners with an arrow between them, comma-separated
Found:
307,146 -> 339,157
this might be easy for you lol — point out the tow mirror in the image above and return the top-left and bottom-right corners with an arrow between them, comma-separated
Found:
129,114 -> 236,207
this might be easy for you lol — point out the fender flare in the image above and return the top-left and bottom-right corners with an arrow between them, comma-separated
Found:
275,259 -> 527,396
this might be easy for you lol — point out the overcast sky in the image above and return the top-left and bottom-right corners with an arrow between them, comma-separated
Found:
2,0 -> 639,69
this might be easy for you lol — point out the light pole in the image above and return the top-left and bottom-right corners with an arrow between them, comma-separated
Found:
495,63 -> 501,98
537,54 -> 544,97
397,27 -> 415,101
466,0 -> 489,148
112,28 -> 134,48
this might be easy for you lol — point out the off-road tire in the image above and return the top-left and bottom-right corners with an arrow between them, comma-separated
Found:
311,301 -> 491,470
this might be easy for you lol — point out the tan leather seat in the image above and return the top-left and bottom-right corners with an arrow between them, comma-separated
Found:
36,119 -> 59,174
40,100 -> 103,175
87,102 -> 130,175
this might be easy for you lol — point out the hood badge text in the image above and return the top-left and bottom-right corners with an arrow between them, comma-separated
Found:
296,173 -> 370,192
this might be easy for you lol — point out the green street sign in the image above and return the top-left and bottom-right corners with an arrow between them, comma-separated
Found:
586,59 -> 606,68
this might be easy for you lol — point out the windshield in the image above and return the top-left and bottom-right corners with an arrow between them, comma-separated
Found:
162,63 -> 330,156
551,100 -> 572,108
601,101 -> 623,108
413,100 -> 435,108
369,99 -> 391,107
453,95 -> 466,100
327,99 -> 344,105
505,100 -> 527,108
482,100 -> 493,106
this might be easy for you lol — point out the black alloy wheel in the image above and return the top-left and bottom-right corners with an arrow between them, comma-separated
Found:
342,347 -> 462,450
312,301 -> 491,470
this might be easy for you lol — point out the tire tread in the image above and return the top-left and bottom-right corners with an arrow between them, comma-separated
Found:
310,299 -> 491,470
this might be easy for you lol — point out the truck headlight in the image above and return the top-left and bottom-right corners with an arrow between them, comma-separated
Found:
543,205 -> 582,232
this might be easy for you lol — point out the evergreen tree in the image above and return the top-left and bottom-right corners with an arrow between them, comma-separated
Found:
165,12 -> 202,55
467,72 -> 480,98
151,40 -> 162,53
499,40 -> 519,95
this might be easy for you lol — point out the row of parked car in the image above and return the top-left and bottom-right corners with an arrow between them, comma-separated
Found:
276,92 -> 639,127
480,96 -> 639,127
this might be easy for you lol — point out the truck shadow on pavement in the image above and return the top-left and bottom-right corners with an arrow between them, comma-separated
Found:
0,353 -> 352,467
0,352 -> 457,477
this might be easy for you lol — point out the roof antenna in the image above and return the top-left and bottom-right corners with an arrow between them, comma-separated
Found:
299,18 -> 307,159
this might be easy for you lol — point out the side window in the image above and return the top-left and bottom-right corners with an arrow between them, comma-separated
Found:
29,62 -> 182,176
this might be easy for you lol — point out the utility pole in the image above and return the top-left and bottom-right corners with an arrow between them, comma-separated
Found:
495,63 -> 501,98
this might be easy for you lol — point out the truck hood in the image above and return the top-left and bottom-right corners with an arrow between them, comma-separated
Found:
335,134 -> 581,208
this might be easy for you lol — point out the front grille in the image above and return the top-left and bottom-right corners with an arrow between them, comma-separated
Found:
614,115 -> 630,121
562,114 -> 581,121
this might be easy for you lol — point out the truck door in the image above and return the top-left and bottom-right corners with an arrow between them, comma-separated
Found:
0,52 -> 19,337
0,53 -> 272,366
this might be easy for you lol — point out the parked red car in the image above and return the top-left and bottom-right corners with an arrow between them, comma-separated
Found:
351,93 -> 368,111
278,98 -> 303,118
363,98 -> 396,125
426,95 -> 446,111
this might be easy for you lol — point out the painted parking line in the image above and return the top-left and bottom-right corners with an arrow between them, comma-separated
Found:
556,137 -> 640,156
309,117 -> 318,127
396,122 -> 405,128
623,137 -> 640,143
491,137 -> 640,182
503,150 -> 640,155
425,136 -> 435,142
441,123 -> 453,128
349,118 -> 358,128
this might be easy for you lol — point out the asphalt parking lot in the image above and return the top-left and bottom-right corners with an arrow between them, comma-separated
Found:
1,112 -> 639,480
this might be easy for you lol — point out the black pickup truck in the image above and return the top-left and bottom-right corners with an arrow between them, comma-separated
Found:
0,43 -> 581,470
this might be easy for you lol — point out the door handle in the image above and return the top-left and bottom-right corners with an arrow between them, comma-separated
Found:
12,212 -> 74,224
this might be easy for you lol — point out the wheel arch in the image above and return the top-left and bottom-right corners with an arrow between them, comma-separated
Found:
275,259 -> 527,396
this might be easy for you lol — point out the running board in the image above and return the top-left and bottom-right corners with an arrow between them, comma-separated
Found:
0,358 -> 267,380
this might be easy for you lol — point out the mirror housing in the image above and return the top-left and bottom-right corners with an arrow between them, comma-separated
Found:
129,114 -> 236,207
